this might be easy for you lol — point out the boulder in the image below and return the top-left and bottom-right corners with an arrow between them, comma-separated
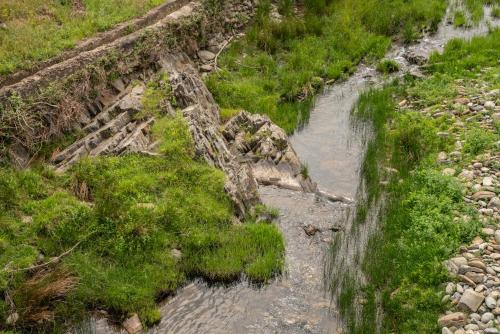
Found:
123,314 -> 143,334
437,312 -> 467,328
459,289 -> 484,312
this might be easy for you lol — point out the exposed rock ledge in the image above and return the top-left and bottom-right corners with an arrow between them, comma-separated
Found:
50,52 -> 314,217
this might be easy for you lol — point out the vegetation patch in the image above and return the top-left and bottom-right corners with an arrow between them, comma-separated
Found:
206,0 -> 447,133
0,83 -> 284,332
376,59 -> 400,74
339,30 -> 499,333
0,0 -> 170,76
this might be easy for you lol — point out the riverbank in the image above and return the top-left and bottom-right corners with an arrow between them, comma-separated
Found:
206,0 -> 448,133
343,28 -> 499,333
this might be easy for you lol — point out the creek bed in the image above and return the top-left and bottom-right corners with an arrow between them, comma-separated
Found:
94,5 -> 499,333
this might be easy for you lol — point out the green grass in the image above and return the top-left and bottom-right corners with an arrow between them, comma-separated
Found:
453,10 -> 467,27
338,30 -> 500,333
206,0 -> 447,133
0,80 -> 284,332
493,5 -> 500,18
376,59 -> 400,74
0,0 -> 168,76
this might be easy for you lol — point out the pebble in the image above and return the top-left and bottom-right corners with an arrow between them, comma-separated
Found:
486,296 -> 497,309
481,312 -> 495,323
485,328 -> 499,334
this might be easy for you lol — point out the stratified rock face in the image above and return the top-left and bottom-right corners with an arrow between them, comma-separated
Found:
49,51 -> 315,217
51,84 -> 157,170
222,111 -> 317,193
49,51 -> 260,217
164,53 -> 260,216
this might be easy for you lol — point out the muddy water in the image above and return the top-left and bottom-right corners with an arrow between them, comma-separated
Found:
95,6 -> 499,334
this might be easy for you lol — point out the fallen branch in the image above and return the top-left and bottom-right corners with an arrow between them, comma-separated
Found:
9,241 -> 83,273
7,232 -> 95,273
214,36 -> 234,70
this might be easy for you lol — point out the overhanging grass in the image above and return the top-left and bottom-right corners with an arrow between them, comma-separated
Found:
206,0 -> 447,133
340,30 -> 499,333
0,99 -> 284,331
0,0 -> 167,76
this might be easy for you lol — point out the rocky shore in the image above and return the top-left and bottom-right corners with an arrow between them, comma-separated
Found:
436,89 -> 499,334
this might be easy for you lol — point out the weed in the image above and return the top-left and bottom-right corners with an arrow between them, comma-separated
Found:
376,59 -> 400,74
453,10 -> 467,27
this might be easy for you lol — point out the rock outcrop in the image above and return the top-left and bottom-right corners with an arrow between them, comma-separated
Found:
48,51 -> 312,217
223,111 -> 317,192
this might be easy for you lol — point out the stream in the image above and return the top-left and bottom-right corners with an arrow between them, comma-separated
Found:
94,4 -> 498,334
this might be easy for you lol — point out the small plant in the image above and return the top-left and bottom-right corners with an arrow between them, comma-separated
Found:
453,10 -> 467,27
463,128 -> 496,155
376,59 -> 400,74
492,6 -> 500,18
300,164 -> 309,179
219,108 -> 240,123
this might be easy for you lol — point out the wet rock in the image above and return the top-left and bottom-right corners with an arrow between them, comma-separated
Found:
123,314 -> 143,334
303,224 -> 320,236
459,289 -> 484,312
438,312 -> 467,328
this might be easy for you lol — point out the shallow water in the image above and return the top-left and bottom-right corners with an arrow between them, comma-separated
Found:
94,6 -> 499,334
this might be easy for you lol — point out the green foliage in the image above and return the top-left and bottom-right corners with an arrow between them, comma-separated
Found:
0,113 -> 284,331
137,71 -> 174,120
453,10 -> 467,27
0,0 -> 166,76
207,0 -> 445,133
342,31 -> 500,332
493,6 -> 500,18
463,127 -> 498,155
376,59 -> 400,74
219,108 -> 241,123
409,29 -> 500,107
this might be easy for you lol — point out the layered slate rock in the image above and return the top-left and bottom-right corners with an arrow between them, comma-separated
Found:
50,51 -> 315,217
223,111 -> 317,193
